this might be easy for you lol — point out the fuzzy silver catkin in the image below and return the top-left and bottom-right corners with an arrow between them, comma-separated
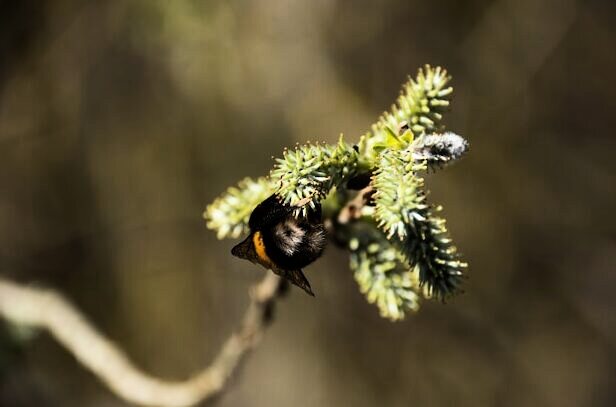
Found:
411,132 -> 469,165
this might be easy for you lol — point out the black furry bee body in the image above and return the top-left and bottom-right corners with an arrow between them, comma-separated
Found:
231,194 -> 326,296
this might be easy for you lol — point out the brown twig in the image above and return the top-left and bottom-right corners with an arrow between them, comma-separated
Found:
337,185 -> 374,225
0,273 -> 283,407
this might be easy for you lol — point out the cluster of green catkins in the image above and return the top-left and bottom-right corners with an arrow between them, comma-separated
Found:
204,65 -> 469,321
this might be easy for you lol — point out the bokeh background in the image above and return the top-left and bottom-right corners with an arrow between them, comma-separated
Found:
1,0 -> 614,406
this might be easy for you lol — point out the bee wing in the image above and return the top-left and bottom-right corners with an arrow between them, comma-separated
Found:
231,234 -> 261,265
274,268 -> 314,297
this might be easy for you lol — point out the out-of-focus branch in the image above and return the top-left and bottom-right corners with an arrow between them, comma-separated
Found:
0,273 -> 283,407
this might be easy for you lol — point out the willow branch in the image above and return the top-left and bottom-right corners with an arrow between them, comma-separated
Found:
337,185 -> 374,224
0,272 -> 283,407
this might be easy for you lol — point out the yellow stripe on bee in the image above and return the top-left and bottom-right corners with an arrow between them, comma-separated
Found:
253,231 -> 273,266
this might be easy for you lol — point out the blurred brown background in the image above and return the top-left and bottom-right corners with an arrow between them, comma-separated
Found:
1,0 -> 614,406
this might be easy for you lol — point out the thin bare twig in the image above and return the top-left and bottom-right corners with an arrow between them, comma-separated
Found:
0,273 -> 283,407
337,185 -> 374,225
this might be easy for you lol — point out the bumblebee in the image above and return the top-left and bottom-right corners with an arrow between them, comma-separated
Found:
231,194 -> 326,296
